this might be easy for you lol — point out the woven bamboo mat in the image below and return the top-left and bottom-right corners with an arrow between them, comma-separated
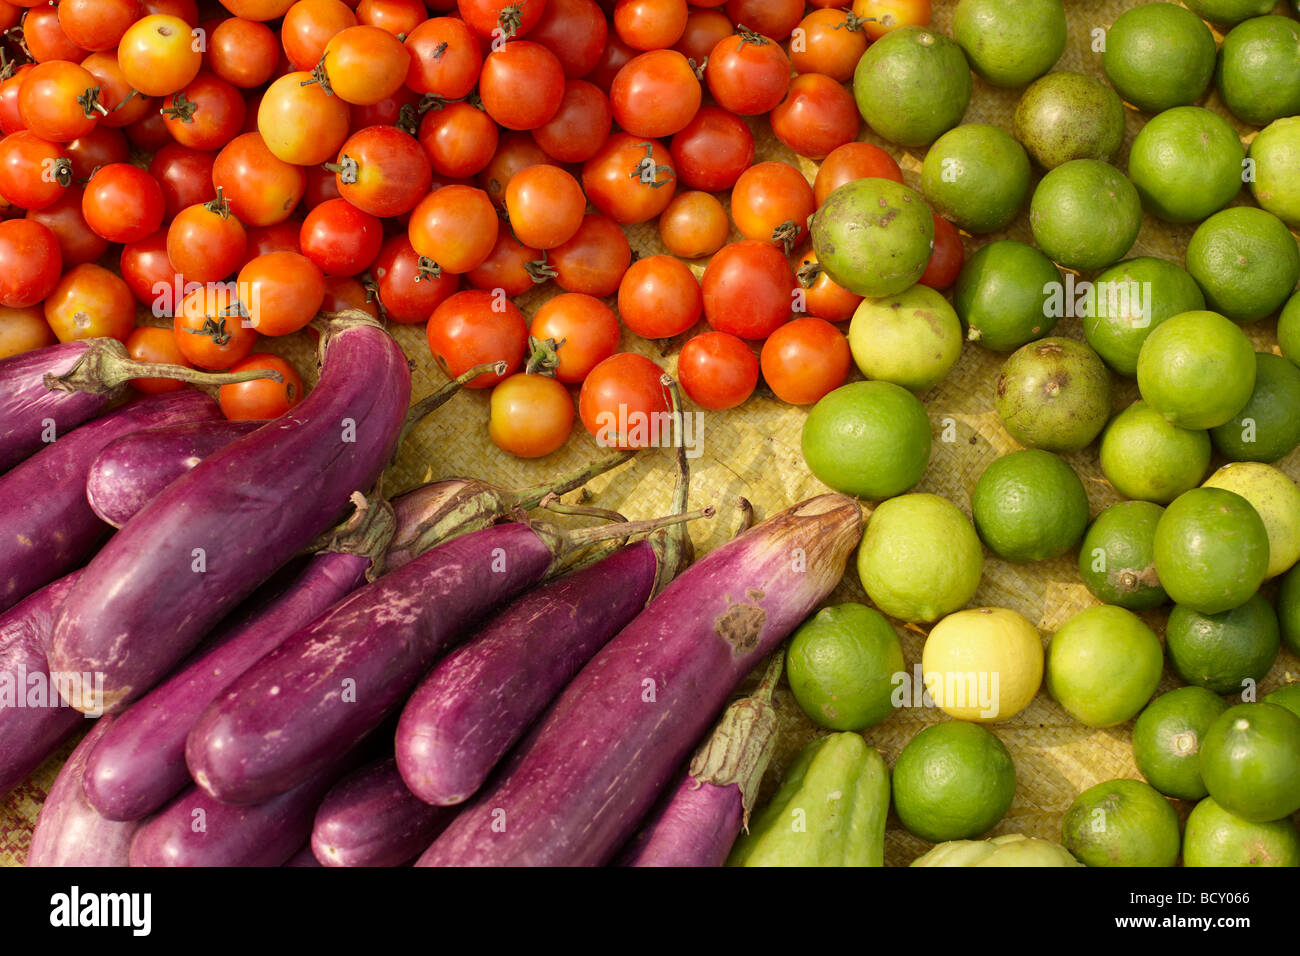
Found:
2,0 -> 1297,867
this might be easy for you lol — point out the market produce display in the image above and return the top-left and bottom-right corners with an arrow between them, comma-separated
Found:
1,0 -> 1299,871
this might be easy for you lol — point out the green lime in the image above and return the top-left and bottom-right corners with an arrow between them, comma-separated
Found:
1133,687 -> 1230,801
1185,207 -> 1300,324
1250,117 -> 1300,228
953,240 -> 1062,351
1082,257 -> 1206,378
1263,684 -> 1300,719
1045,605 -> 1164,728
1098,401 -> 1212,504
1182,0 -> 1277,26
951,0 -> 1066,88
1200,702 -> 1300,822
1013,72 -> 1125,170
1282,291 -> 1300,364
1209,353 -> 1300,463
1029,160 -> 1142,271
1102,3 -> 1217,113
994,338 -> 1111,453
801,380 -> 932,501
892,721 -> 1017,843
856,493 -> 983,624
1218,16 -> 1300,126
971,449 -> 1090,563
853,26 -> 972,148
1202,462 -> 1300,579
1154,487 -> 1270,614
920,123 -> 1031,234
1280,564 -> 1300,655
1166,594 -> 1281,696
847,284 -> 962,392
1184,796 -> 1300,867
1136,310 -> 1257,429
811,178 -> 935,298
1127,107 -> 1244,223
785,604 -> 905,731
1078,500 -> 1169,611
1061,779 -> 1181,867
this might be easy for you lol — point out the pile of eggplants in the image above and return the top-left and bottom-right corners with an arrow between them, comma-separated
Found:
5,315 -> 865,868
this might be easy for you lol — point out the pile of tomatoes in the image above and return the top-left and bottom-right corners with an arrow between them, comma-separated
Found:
0,0 -> 956,455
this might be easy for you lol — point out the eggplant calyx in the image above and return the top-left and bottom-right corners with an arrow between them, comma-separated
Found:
314,308 -> 387,364
43,337 -> 283,396
312,488 -> 398,580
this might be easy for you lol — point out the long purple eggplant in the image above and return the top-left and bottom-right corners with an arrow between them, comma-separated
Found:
620,651 -> 784,867
81,493 -> 394,822
415,493 -> 862,867
0,572 -> 87,798
86,418 -> 265,528
0,338 -> 279,474
185,508 -> 710,806
0,389 -> 221,614
311,756 -> 455,867
48,313 -> 410,715
26,716 -> 142,866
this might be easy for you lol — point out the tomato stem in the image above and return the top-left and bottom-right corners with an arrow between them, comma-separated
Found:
161,90 -> 197,123
77,86 -> 110,118
323,155 -> 359,184
771,220 -> 801,255
795,257 -> 823,289
413,256 -> 442,280
524,335 -> 563,377
301,55 -> 334,96
204,186 -> 232,218
525,254 -> 556,284
837,12 -> 874,32
734,24 -> 770,47
496,2 -> 525,41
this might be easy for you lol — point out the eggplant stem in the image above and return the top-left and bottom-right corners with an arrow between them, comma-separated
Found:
510,449 -> 634,509
539,493 -> 627,524
42,338 -> 282,396
560,505 -> 714,552
733,496 -> 755,538
403,360 -> 506,433
648,374 -> 695,597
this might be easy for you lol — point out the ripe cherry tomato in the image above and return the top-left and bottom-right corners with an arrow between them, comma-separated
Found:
813,141 -> 904,206
0,305 -> 56,360
658,190 -> 729,260
282,0 -> 357,72
144,0 -> 200,23
216,0 -> 294,19
117,14 -> 203,97
426,289 -> 528,387
759,316 -> 851,405
119,229 -> 176,309
26,185 -> 108,266
796,250 -> 862,323
22,6 -> 89,64
124,324 -> 191,393
321,25 -> 410,105
207,17 -> 279,88
160,72 -> 246,150
404,17 -> 483,100
0,131 -> 70,212
213,132 -> 307,227
238,251 -> 327,336
418,102 -> 499,180
610,49 -> 700,140
727,0 -> 802,39
790,9 -> 869,82
0,65 -> 34,136
581,131 -> 676,225
466,230 -> 544,296
477,132 -> 553,208
82,163 -> 164,243
174,282 -> 258,369
243,222 -> 303,263
529,292 -> 620,383
333,124 -> 432,218
678,331 -> 757,410
480,41 -> 566,131
730,161 -> 816,252
58,0 -> 143,52
705,29 -> 790,115
43,263 -> 135,343
167,189 -> 247,284
149,143 -> 217,221
505,164 -> 585,251
17,61 -> 102,144
919,214 -> 964,292
64,124 -> 130,181
530,80 -> 611,163
529,0 -> 607,79
769,73 -> 860,161
489,373 -> 574,458
673,8 -> 732,65
617,254 -> 702,339
219,353 -> 304,421
578,352 -> 671,449
372,234 -> 460,323
321,275 -> 381,321
257,71 -> 350,166
357,0 -> 427,36
299,197 -> 383,277
851,0 -> 930,40
459,0 -> 547,39
80,51 -> 154,128
123,109 -> 173,152
701,240 -> 797,340
613,0 -> 687,51
548,213 -> 631,297
409,185 -> 498,274
587,33 -> 637,91
349,85 -> 421,131
669,105 -> 754,192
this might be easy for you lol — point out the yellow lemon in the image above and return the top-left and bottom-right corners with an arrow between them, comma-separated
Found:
921,607 -> 1044,722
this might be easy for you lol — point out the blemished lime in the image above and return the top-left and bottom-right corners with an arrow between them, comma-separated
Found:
1165,594 -> 1281,697
1136,310 -> 1256,430
1133,687 -> 1230,801
921,607 -> 1044,722
811,178 -> 935,299
1098,401 -> 1211,504
1153,487 -> 1270,615
1013,71 -> 1125,170
1127,106 -> 1244,223
953,240 -> 1062,351
1061,779 -> 1181,867
785,604 -> 905,732
1199,702 -> 1300,823
1217,15 -> 1300,127
1082,257 -> 1205,378
1183,796 -> 1300,867
1202,462 -> 1300,579
853,26 -> 972,148
856,493 -> 983,624
951,0 -> 1066,89
848,285 -> 963,393
971,449 -> 1090,563
994,338 -> 1111,453
892,721 -> 1017,843
1078,500 -> 1168,611
1209,353 -> 1300,463
1029,159 -> 1142,271
1102,3 -> 1216,113
920,123 -> 1031,234
1185,207 -> 1300,324
1045,605 -> 1163,728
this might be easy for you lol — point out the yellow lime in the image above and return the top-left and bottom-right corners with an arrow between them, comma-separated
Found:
921,607 -> 1043,723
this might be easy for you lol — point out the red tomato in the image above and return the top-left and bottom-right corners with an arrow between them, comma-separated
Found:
0,131 -> 70,212
238,251 -> 326,336
219,353 -> 304,421
124,325 -> 190,393
586,33 -> 637,91
148,142 -> 217,221
669,105 -> 754,192
796,250 -> 862,323
851,0 -> 930,40
174,282 -> 258,370
117,14 -> 203,97
705,29 -> 790,115
617,254 -> 702,339
613,0 -> 687,51
426,289 -> 528,387
0,65 -> 34,136
299,197 -> 383,277
726,0 -> 801,39
489,373 -> 574,458
119,229 -> 176,308
320,275 -> 381,321
64,124 -> 131,182
578,352 -> 671,449
167,190 -> 248,283
212,132 -> 307,227
26,185 -> 108,266
418,101 -> 500,180
672,8 -> 732,65
529,292 -> 621,383
658,190 -> 729,260
759,316 -> 851,405
80,52 -> 154,128
243,221 -> 303,264
82,163 -> 164,243
458,0 -> 548,39
529,0 -> 608,79
321,25 -> 410,105
505,164 -> 586,250
160,72 -> 246,151
404,17 -> 483,100
282,0 -> 357,72
548,213 -> 631,297
581,131 -> 676,225
678,331 -> 758,410
349,85 -> 421,131
333,124 -> 432,218
701,240 -> 797,340
610,49 -> 700,140
58,0 -> 143,52
769,73 -> 860,160
143,0 -> 200,22
123,106 -> 174,152
357,0 -> 427,35
919,214 -> 964,292
477,131 -> 553,208
257,71 -> 350,166
730,161 -> 816,252
813,141 -> 904,206
22,6 -> 89,64
530,80 -> 611,163
789,8 -> 869,82
409,185 -> 498,274
480,41 -> 565,131
466,230 -> 544,297
213,0 -> 293,19
372,234 -> 460,323
208,17 -> 279,88
17,61 -> 102,144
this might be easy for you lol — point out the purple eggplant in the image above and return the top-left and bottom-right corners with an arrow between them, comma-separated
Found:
86,418 -> 265,528
311,757 -> 455,867
185,508 -> 710,806
0,338 -> 279,475
0,389 -> 221,614
283,844 -> 323,867
48,313 -> 410,715
620,651 -> 784,867
415,494 -> 862,867
26,716 -> 142,866
0,571 -> 86,798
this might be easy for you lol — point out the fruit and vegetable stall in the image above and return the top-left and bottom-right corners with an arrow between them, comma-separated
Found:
1,0 -> 1299,869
